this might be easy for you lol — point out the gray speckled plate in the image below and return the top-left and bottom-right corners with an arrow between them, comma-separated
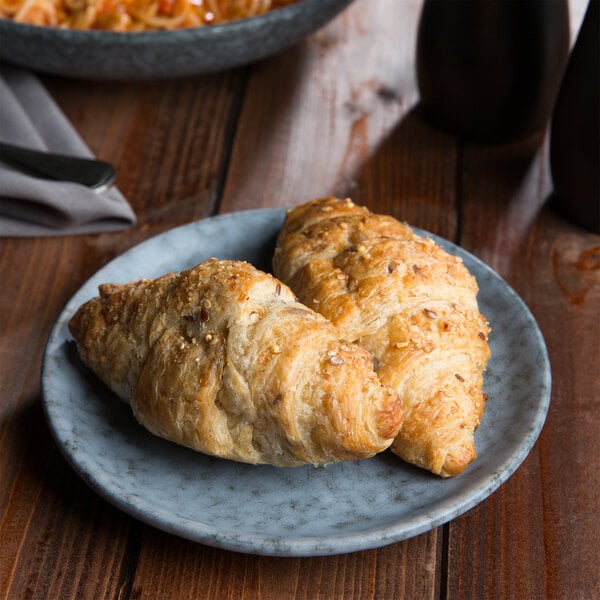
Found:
0,0 -> 353,80
42,208 -> 551,556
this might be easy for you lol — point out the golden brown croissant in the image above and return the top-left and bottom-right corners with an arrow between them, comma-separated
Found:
68,258 -> 402,467
273,197 -> 491,477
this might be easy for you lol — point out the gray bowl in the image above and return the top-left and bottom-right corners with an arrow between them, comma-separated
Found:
0,0 -> 354,80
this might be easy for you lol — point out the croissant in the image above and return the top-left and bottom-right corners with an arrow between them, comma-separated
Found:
68,258 -> 402,467
273,197 -> 491,477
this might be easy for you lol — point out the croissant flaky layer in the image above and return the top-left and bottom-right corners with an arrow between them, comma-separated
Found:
69,258 -> 402,467
273,197 -> 491,477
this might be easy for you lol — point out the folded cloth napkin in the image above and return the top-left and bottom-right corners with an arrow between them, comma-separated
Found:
0,65 -> 136,236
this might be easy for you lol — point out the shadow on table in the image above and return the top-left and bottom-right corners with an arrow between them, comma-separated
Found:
336,103 -> 547,240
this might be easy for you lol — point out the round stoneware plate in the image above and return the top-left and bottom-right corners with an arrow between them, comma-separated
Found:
0,0 -> 354,80
42,208 -> 551,556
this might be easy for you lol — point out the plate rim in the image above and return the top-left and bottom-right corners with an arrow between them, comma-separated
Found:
0,0 -> 348,40
0,0 -> 355,78
41,208 -> 551,556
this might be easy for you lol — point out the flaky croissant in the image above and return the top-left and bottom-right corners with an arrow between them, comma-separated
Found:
273,197 -> 491,477
68,258 -> 402,467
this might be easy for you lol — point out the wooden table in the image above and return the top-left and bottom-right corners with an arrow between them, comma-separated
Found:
1,1 -> 598,598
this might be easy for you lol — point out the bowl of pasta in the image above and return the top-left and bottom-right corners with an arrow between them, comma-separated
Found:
0,0 -> 354,79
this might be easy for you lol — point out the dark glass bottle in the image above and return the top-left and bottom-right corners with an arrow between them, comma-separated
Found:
416,0 -> 571,143
550,0 -> 600,234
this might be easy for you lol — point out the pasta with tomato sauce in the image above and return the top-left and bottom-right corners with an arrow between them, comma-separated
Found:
0,0 -> 298,31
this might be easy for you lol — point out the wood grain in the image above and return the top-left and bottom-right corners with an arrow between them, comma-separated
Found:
0,0 -> 596,598
220,1 -> 423,213
128,528 -> 441,599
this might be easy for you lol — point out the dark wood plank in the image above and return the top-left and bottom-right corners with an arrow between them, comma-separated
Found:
0,237 -> 133,600
442,135 -> 552,600
0,401 -> 135,599
128,527 -> 442,600
444,128 -> 600,599
0,70 -> 247,599
532,215 -> 599,600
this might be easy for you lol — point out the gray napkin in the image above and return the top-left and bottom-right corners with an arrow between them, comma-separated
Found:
0,65 -> 136,236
